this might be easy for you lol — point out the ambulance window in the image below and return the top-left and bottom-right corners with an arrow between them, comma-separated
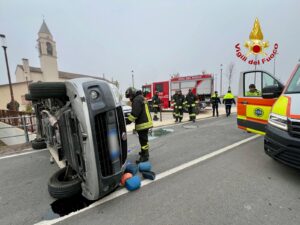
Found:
262,73 -> 280,88
286,67 -> 300,93
243,71 -> 262,97
155,83 -> 163,92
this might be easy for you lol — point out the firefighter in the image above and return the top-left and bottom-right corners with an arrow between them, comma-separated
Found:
152,91 -> 161,121
174,90 -> 185,122
171,90 -> 179,119
185,89 -> 197,122
223,90 -> 236,117
125,87 -> 153,163
211,91 -> 221,117
246,84 -> 261,96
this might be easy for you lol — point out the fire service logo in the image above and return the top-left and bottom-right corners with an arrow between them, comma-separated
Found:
235,18 -> 278,65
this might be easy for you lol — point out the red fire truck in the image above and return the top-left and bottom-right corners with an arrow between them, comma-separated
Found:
142,74 -> 214,110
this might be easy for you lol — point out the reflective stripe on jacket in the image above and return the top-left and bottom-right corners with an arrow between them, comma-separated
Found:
128,94 -> 153,131
185,93 -> 197,106
211,94 -> 221,105
222,93 -> 236,105
152,95 -> 161,107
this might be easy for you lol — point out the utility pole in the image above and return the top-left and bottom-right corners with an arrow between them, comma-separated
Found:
214,73 -> 218,92
254,55 -> 257,83
273,53 -> 279,77
220,64 -> 223,96
131,70 -> 134,88
0,34 -> 15,110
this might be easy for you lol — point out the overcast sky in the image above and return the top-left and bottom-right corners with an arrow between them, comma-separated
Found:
0,0 -> 299,95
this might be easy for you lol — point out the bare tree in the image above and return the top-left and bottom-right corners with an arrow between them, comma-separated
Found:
227,62 -> 235,91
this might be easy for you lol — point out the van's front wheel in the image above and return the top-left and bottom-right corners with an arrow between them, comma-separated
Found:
48,167 -> 82,199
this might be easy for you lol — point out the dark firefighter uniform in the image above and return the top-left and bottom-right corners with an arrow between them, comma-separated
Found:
174,90 -> 185,122
152,92 -> 161,121
211,91 -> 221,117
223,91 -> 236,117
171,91 -> 179,119
126,87 -> 153,163
184,90 -> 197,122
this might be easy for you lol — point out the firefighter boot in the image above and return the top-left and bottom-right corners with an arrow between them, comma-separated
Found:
153,115 -> 158,121
136,150 -> 149,164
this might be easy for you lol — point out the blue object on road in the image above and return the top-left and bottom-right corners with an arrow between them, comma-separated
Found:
142,171 -> 156,180
138,161 -> 152,172
125,175 -> 141,191
125,163 -> 138,175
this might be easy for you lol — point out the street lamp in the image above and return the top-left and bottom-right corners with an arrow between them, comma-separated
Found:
220,64 -> 223,96
0,34 -> 15,111
131,70 -> 134,88
214,73 -> 218,92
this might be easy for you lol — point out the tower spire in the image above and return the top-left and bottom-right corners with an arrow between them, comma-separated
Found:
38,20 -> 52,35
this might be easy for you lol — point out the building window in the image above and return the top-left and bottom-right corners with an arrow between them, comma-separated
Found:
46,42 -> 53,56
155,83 -> 163,92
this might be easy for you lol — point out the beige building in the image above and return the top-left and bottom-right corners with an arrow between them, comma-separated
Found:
0,21 -> 114,111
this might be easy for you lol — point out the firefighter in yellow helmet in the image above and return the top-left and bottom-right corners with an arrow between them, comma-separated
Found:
126,87 -> 153,163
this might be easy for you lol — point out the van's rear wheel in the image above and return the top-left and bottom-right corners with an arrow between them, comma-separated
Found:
48,167 -> 82,199
29,82 -> 67,99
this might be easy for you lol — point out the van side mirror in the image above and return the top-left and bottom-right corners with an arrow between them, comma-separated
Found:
262,85 -> 284,99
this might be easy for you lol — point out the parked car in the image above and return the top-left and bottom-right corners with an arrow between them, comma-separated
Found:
26,78 -> 128,200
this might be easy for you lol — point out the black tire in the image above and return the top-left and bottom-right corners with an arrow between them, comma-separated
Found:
31,138 -> 47,149
29,82 -> 67,99
48,167 -> 82,199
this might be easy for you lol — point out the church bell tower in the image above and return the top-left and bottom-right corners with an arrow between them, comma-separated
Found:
37,20 -> 59,81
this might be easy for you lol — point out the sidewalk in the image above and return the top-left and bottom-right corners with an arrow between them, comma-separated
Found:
126,106 -> 237,132
0,122 -> 36,146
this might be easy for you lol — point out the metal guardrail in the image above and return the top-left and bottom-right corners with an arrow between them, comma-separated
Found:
0,110 -> 37,143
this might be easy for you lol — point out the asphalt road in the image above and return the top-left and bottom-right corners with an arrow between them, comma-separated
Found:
57,116 -> 300,225
1,115 -> 300,225
0,150 -> 59,225
57,135 -> 300,225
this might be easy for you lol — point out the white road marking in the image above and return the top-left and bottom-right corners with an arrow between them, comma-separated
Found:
35,134 -> 260,225
0,148 -> 48,160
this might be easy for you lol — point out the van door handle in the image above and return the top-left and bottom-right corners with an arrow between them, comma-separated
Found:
242,101 -> 248,105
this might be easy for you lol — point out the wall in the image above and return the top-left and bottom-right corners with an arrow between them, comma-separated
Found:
0,83 -> 29,111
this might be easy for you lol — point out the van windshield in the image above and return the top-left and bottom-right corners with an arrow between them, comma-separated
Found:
286,66 -> 300,94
